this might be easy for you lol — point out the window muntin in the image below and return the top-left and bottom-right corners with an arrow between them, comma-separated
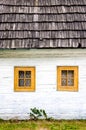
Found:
14,67 -> 35,92
18,71 -> 31,87
57,66 -> 78,91
61,70 -> 74,86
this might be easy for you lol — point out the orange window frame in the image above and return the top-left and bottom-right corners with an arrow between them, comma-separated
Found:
57,66 -> 78,91
14,66 -> 36,92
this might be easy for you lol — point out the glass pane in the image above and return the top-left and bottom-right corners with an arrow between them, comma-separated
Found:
68,78 -> 74,86
19,79 -> 24,86
61,70 -> 67,78
68,70 -> 74,78
25,71 -> 31,78
25,79 -> 31,86
61,78 -> 67,86
19,71 -> 24,78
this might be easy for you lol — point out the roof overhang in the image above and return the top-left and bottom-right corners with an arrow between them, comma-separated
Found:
0,49 -> 86,58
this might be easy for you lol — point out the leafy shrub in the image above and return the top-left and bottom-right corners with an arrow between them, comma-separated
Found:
30,107 -> 48,120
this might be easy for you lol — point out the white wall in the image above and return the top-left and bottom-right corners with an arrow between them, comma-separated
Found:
0,56 -> 86,119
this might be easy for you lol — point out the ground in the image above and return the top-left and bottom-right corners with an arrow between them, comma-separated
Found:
0,119 -> 86,130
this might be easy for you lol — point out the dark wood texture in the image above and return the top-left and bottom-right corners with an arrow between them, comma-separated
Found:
0,0 -> 86,48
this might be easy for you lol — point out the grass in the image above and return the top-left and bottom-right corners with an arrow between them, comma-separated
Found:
0,119 -> 86,130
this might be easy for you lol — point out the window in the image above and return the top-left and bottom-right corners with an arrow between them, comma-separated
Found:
14,67 -> 35,92
57,66 -> 78,91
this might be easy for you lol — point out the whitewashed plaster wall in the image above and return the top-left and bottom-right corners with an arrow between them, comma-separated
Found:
0,56 -> 86,120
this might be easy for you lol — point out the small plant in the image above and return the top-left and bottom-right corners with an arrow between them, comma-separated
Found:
30,107 -> 48,120
0,118 -> 4,122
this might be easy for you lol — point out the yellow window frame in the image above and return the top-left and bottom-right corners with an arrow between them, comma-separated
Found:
14,66 -> 36,92
57,66 -> 78,91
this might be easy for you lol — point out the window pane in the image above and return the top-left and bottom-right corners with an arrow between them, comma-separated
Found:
25,79 -> 31,86
19,79 -> 24,86
25,71 -> 31,78
68,78 -> 74,86
61,78 -> 67,86
19,71 -> 24,78
68,70 -> 74,78
61,70 -> 67,78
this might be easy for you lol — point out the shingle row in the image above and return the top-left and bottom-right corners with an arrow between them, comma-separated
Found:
0,0 -> 86,6
0,22 -> 86,31
0,39 -> 86,48
0,5 -> 86,14
0,30 -> 86,39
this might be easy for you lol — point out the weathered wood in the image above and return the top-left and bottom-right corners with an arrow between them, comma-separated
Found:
0,0 -> 86,48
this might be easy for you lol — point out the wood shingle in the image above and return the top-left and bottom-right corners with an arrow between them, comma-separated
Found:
0,0 -> 86,48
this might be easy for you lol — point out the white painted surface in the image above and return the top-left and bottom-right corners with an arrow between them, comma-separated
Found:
0,53 -> 86,119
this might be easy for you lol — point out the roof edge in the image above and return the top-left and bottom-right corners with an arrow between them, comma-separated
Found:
0,49 -> 86,58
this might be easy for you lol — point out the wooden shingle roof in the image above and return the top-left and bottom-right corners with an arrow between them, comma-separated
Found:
0,0 -> 86,48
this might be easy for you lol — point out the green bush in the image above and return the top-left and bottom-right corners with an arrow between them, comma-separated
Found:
30,107 -> 48,120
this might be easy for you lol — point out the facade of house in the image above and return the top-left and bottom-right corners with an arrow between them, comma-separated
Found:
0,0 -> 86,119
